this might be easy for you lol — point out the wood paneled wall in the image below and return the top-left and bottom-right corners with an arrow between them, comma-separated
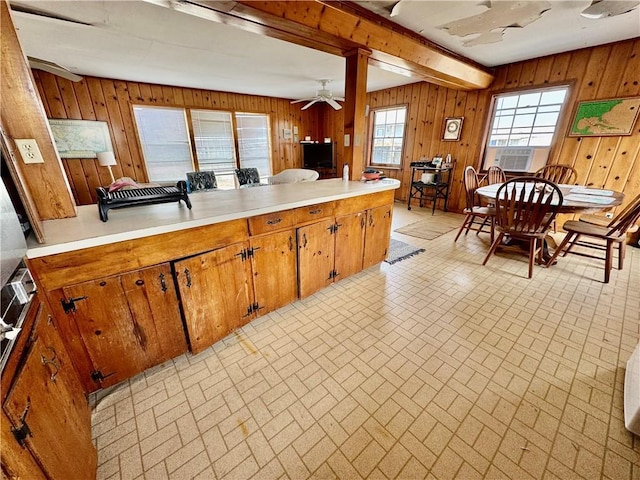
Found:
34,72 -> 322,205
326,38 -> 640,215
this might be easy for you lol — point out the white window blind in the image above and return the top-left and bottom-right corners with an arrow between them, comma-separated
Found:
191,110 -> 237,174
236,113 -> 271,178
133,106 -> 193,182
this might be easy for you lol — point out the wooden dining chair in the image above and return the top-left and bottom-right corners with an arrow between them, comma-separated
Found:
486,165 -> 506,185
534,164 -> 577,184
482,177 -> 563,278
545,193 -> 640,283
454,166 -> 495,243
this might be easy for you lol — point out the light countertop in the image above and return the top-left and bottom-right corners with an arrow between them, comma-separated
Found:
27,179 -> 400,258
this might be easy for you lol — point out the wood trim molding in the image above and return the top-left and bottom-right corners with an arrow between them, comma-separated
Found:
182,0 -> 494,90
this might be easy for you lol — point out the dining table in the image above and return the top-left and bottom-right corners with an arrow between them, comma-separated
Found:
475,182 -> 625,265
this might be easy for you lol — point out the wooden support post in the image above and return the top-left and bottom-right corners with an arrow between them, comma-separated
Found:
343,49 -> 369,181
1,0 -> 76,221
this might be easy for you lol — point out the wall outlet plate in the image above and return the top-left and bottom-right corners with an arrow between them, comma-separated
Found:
14,139 -> 45,164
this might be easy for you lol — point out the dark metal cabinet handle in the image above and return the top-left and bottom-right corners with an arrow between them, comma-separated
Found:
289,236 -> 293,251
266,218 -> 282,225
369,215 -> 374,227
184,268 -> 192,288
135,279 -> 144,286
41,346 -> 59,382
309,209 -> 321,215
159,273 -> 167,292
302,233 -> 308,248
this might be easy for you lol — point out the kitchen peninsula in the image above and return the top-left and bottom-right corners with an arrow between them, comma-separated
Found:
26,178 -> 400,393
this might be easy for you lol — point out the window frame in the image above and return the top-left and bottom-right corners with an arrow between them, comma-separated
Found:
480,83 -> 573,173
367,104 -> 408,168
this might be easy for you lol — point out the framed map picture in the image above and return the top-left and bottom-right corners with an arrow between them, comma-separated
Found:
568,97 -> 640,137
443,117 -> 463,141
48,119 -> 113,158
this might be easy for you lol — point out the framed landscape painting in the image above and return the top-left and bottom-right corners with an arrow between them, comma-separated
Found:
568,96 -> 640,137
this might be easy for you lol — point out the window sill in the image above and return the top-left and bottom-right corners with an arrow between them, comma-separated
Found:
370,165 -> 401,171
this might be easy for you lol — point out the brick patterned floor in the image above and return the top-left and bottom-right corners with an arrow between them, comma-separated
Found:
91,203 -> 640,479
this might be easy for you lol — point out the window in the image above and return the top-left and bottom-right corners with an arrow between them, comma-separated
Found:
191,110 -> 236,174
133,106 -> 193,182
235,113 -> 271,178
369,106 -> 407,166
133,106 -> 272,188
483,86 -> 569,172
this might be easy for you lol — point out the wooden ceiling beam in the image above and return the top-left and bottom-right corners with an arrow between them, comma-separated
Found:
189,0 -> 493,90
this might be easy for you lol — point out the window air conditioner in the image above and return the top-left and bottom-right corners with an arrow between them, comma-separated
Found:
493,147 -> 534,172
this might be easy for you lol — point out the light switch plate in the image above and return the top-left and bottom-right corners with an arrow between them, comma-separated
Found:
14,139 -> 45,164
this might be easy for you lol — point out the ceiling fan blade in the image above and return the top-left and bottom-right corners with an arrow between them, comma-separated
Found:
291,98 -> 316,104
326,98 -> 342,110
333,97 -> 345,102
301,99 -> 320,110
28,57 -> 83,82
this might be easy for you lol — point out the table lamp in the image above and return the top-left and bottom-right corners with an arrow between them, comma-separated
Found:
97,151 -> 117,184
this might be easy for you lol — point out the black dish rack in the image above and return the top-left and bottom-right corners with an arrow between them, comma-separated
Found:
96,181 -> 191,222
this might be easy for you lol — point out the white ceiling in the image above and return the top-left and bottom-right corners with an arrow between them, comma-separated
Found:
9,1 -> 640,102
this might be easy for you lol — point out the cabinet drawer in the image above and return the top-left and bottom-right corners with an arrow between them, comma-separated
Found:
295,202 -> 334,224
248,209 -> 296,235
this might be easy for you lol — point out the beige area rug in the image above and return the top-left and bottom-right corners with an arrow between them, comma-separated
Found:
395,212 -> 464,240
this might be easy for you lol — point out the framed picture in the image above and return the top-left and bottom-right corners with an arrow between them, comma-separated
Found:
443,117 -> 463,141
48,119 -> 113,158
568,96 -> 640,137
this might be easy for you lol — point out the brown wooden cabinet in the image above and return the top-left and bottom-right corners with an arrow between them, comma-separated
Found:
2,297 -> 96,480
250,229 -> 298,316
334,211 -> 367,280
297,218 -> 336,298
363,204 -> 393,269
174,242 -> 255,354
61,263 -> 187,390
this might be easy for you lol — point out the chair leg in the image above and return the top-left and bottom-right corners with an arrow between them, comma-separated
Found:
619,240 -> 626,270
604,240 -> 613,283
476,216 -> 489,236
465,215 -> 476,236
454,214 -> 472,242
562,233 -> 581,257
545,231 -> 576,267
490,217 -> 495,244
528,238 -> 536,279
483,232 -> 505,266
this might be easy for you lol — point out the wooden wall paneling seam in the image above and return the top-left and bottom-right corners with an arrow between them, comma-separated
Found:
85,78 -> 117,187
532,56 -> 554,86
114,81 -> 145,181
56,77 -> 82,119
32,70 -> 51,116
400,84 -> 418,188
38,72 -> 67,119
595,42 -> 634,99
588,137 -> 620,188
549,52 -> 572,85
489,64 -> 509,92
99,80 -> 130,180
616,39 -> 640,97
74,80 -> 98,120
518,60 -> 537,87
122,83 -> 149,182
504,62 -> 524,89
63,160 -> 93,206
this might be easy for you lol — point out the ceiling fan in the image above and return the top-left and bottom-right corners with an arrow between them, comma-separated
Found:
291,80 -> 344,111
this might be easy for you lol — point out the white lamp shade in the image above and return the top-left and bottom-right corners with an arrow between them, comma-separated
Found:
97,151 -> 117,166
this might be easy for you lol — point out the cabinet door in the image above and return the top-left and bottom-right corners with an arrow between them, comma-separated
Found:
62,263 -> 184,390
174,242 -> 254,354
297,219 -> 335,299
120,264 -> 188,364
3,305 -> 96,480
334,211 -> 366,280
250,229 -> 297,315
363,205 -> 393,269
